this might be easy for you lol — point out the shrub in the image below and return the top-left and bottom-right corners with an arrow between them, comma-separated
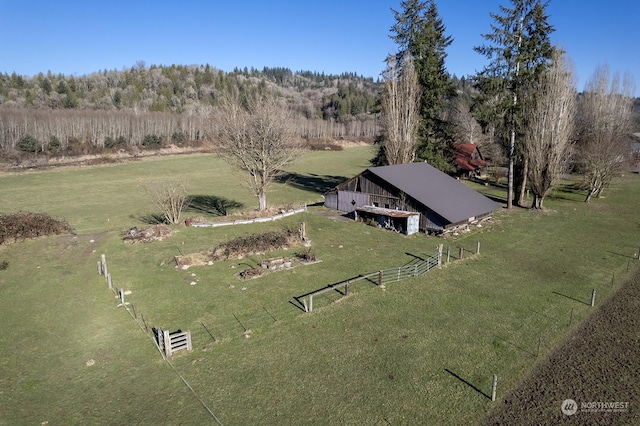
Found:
212,228 -> 298,260
104,136 -> 128,150
66,137 -> 92,156
49,136 -> 62,154
305,138 -> 344,151
142,134 -> 164,149
17,135 -> 38,153
0,260 -> 8,270
104,136 -> 118,149
171,131 -> 187,145
0,212 -> 74,244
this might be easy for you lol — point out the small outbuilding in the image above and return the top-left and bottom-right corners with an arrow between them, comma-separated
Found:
324,162 -> 500,235
454,143 -> 487,178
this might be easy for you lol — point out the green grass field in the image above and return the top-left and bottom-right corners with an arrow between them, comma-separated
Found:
1,147 -> 639,425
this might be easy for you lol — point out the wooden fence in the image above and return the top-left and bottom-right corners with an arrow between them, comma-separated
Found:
153,327 -> 193,358
98,253 -> 192,358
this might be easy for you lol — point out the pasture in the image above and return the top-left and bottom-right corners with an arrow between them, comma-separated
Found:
1,147 -> 639,425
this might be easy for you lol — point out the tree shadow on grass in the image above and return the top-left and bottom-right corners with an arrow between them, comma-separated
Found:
481,192 -> 508,205
444,368 -> 492,400
139,213 -> 168,225
186,195 -> 243,217
275,172 -> 348,194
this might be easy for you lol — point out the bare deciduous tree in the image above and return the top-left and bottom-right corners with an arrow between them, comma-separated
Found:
216,91 -> 303,211
451,97 -> 486,146
142,179 -> 189,224
380,54 -> 420,165
524,50 -> 576,209
576,65 -> 635,202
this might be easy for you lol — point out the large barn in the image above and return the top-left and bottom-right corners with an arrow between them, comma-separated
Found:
324,162 -> 500,235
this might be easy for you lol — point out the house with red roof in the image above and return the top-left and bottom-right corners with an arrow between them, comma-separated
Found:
454,143 -> 487,178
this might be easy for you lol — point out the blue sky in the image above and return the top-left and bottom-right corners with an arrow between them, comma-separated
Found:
0,0 -> 638,95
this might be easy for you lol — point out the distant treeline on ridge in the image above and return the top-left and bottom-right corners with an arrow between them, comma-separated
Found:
0,64 -> 383,155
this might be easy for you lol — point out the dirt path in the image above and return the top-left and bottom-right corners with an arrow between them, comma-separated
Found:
482,266 -> 640,425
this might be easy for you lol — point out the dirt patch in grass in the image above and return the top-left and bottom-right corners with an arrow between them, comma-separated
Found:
482,267 -> 640,425
175,228 -> 304,269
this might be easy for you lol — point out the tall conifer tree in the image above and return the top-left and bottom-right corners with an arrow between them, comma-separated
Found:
474,0 -> 554,208
390,0 -> 456,171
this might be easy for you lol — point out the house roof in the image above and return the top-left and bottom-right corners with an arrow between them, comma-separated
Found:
367,162 -> 500,224
454,143 -> 486,172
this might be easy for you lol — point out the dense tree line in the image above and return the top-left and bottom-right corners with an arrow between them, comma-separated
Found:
0,64 -> 380,154
377,0 -> 639,208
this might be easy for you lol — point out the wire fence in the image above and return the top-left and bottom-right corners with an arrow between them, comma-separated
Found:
445,251 -> 640,404
96,244 -> 639,423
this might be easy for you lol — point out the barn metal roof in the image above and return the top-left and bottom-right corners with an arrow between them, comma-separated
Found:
367,162 -> 500,224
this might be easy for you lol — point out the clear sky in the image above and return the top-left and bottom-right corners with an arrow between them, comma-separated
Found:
0,0 -> 638,95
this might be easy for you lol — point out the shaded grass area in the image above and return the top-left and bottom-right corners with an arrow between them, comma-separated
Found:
1,147 -> 639,424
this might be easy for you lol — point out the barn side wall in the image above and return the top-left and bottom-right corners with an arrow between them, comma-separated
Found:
333,171 -> 448,233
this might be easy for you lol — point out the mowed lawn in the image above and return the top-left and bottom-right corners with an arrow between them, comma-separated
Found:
1,147 -> 639,425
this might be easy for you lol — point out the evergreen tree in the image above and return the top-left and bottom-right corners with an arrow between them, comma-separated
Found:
474,0 -> 554,208
390,0 -> 456,171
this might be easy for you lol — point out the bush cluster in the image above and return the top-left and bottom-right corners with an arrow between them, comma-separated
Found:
0,212 -> 73,244
305,139 -> 344,151
213,228 -> 297,260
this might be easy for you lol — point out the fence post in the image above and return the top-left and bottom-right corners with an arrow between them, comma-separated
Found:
414,264 -> 418,277
491,374 -> 498,402
141,313 -> 148,333
186,331 -> 192,352
119,288 -> 125,305
163,329 -> 171,358
378,270 -> 383,287
107,273 -> 113,291
101,254 -> 108,278
612,272 -> 615,288
590,288 -> 596,307
397,267 -> 401,282
459,247 -> 464,260
437,244 -> 443,267
97,261 -> 103,276
345,281 -> 350,296
446,246 -> 450,263
476,241 -> 480,255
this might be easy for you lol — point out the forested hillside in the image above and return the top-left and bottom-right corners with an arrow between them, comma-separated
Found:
0,64 -> 381,158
